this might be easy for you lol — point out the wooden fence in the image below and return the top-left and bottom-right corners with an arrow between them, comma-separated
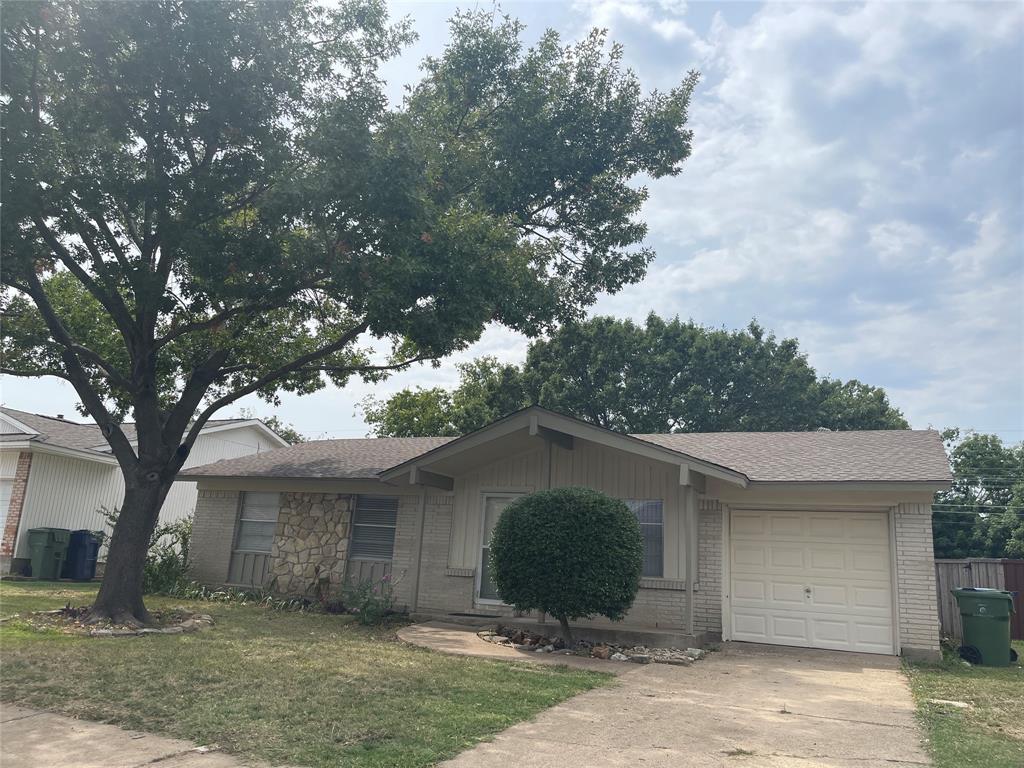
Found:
935,558 -> 1024,640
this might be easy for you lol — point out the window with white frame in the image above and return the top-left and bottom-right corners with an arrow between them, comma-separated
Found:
234,492 -> 280,552
350,495 -> 398,560
623,499 -> 664,578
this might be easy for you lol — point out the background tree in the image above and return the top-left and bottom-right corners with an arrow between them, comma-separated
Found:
489,488 -> 642,644
235,407 -> 306,444
364,314 -> 909,436
933,429 -> 1024,559
1,1 -> 699,624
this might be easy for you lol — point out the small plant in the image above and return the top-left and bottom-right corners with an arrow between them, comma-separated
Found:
341,573 -> 400,625
98,508 -> 193,595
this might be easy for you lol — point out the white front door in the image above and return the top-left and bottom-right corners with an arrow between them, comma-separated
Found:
729,510 -> 894,654
478,494 -> 522,601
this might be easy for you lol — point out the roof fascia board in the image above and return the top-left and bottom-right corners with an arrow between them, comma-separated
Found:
745,480 -> 951,493
31,441 -> 119,466
381,406 -> 748,488
0,412 -> 41,435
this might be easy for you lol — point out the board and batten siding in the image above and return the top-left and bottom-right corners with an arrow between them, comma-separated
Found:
448,440 -> 685,581
8,425 -> 281,560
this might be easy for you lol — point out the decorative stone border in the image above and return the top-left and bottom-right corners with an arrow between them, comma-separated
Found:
479,624 -> 708,666
11,608 -> 215,637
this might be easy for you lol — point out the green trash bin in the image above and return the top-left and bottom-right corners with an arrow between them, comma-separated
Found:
953,587 -> 1017,667
27,528 -> 72,580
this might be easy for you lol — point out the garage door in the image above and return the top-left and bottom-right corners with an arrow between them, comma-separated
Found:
729,510 -> 894,654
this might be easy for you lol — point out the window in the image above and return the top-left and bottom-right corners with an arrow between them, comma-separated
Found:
234,492 -> 279,552
350,495 -> 398,560
624,499 -> 664,578
478,494 -> 522,601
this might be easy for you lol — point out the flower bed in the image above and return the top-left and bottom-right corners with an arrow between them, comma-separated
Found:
478,625 -> 708,666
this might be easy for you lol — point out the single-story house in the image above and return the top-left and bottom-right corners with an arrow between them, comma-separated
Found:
180,406 -> 951,660
0,407 -> 289,574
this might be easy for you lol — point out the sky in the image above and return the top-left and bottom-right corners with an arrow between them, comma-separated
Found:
2,0 -> 1023,442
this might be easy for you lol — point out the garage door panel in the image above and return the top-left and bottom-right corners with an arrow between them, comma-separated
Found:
730,509 -> 894,654
769,547 -> 805,569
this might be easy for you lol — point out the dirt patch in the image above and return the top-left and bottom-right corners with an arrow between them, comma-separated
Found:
9,605 -> 215,637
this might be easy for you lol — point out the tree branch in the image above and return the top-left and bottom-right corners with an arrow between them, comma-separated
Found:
21,270 -> 138,468
183,321 -> 371,446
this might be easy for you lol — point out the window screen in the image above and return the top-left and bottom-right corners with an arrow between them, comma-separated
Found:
235,492 -> 279,553
350,495 -> 398,560
624,499 -> 664,578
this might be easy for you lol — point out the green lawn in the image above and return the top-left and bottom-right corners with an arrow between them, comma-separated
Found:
0,582 -> 611,768
905,640 -> 1024,768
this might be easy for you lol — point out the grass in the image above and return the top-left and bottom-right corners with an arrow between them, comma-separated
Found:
0,581 -> 611,768
905,640 -> 1024,768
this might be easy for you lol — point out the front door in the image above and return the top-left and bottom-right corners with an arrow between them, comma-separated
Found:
478,494 -> 521,601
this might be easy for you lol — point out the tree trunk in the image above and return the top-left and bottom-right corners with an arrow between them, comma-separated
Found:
87,480 -> 171,626
557,613 -> 574,646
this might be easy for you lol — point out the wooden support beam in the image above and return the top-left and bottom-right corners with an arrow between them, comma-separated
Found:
409,466 -> 454,491
679,463 -> 691,487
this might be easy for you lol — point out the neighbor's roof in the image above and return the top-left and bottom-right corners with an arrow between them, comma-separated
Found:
179,417 -> 950,485
0,407 -> 252,455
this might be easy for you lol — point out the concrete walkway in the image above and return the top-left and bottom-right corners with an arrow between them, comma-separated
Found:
398,620 -> 632,673
440,642 -> 931,768
0,704 -> 255,768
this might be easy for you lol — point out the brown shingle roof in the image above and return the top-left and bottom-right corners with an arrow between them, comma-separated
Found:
178,425 -> 950,484
180,436 -> 455,479
635,429 -> 951,483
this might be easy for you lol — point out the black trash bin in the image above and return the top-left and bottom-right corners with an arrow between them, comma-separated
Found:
61,529 -> 102,581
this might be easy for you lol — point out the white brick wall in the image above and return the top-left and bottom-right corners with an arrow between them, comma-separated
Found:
894,502 -> 941,658
190,489 -> 240,585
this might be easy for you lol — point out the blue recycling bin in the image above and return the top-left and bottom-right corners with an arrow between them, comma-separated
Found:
60,529 -> 102,581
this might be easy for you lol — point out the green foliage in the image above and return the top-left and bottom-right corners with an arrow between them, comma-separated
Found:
489,488 -> 642,627
1,1 -> 696,617
98,508 -> 192,595
364,315 -> 909,436
933,430 -> 1024,559
341,575 -> 398,625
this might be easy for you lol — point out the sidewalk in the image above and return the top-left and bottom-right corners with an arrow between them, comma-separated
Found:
0,703 -> 253,768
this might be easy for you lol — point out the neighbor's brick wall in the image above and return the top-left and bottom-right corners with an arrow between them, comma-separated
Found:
694,497 -> 723,635
894,502 -> 941,658
1,451 -> 33,561
189,489 -> 241,585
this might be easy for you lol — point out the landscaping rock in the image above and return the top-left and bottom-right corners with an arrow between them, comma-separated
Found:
610,652 -> 629,661
628,654 -> 652,664
684,648 -> 706,660
592,644 -> 611,659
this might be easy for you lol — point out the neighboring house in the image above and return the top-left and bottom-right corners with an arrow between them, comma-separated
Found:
0,407 -> 289,574
180,406 -> 951,660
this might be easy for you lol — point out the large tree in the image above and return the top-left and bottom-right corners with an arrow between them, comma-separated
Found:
1,1 -> 698,623
364,314 -> 909,436
933,430 -> 1024,560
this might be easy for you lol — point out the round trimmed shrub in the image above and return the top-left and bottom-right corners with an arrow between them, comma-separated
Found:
488,487 -> 643,643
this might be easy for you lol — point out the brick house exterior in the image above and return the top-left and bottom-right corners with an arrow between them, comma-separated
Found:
182,406 -> 949,660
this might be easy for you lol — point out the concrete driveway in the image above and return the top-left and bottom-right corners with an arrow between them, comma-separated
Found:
442,643 -> 930,768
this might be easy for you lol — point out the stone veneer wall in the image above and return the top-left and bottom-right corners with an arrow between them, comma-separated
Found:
269,493 -> 352,596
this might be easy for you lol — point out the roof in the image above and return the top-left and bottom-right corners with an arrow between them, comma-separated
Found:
636,429 -> 951,483
0,407 -> 274,457
180,436 -> 455,479
178,407 -> 951,485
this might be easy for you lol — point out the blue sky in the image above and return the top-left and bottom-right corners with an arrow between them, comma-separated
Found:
3,1 -> 1022,441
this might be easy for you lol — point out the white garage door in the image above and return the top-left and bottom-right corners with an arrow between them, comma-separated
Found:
729,510 -> 894,654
